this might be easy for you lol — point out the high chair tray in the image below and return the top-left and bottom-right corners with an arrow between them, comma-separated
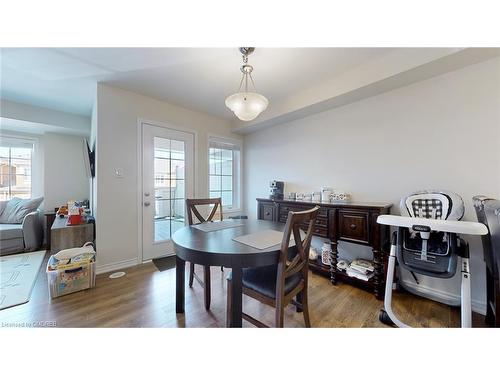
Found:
377,215 -> 488,235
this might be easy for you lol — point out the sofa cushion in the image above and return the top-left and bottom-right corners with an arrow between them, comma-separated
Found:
0,200 -> 7,216
0,237 -> 25,256
0,223 -> 23,240
0,197 -> 43,224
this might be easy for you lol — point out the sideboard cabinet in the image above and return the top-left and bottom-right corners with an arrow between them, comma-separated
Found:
257,198 -> 392,299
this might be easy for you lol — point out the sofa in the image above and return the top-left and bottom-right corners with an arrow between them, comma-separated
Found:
0,197 -> 44,256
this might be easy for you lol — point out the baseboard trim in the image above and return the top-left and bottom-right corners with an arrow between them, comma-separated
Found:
96,258 -> 139,275
401,280 -> 487,315
472,299 -> 487,316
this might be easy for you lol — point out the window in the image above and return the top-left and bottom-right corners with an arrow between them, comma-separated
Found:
0,138 -> 34,201
208,137 -> 241,210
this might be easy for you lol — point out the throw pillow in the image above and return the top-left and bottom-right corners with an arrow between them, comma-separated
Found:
0,197 -> 44,224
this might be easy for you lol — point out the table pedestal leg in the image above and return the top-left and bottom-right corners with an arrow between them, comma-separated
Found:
176,256 -> 185,314
230,266 -> 243,328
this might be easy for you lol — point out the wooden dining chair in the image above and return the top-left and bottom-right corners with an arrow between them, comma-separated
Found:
226,206 -> 319,327
185,198 -> 223,310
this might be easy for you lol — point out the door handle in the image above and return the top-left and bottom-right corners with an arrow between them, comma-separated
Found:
144,202 -> 151,207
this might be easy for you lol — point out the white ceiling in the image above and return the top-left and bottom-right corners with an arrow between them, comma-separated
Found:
0,48 -> 396,118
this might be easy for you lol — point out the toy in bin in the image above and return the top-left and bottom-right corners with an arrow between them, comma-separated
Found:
46,242 -> 96,299
68,204 -> 84,225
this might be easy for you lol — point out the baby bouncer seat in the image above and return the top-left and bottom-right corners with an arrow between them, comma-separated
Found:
377,190 -> 488,327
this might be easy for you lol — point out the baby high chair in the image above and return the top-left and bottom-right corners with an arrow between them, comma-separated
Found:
377,190 -> 488,328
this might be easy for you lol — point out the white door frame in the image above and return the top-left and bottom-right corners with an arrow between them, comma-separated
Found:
137,118 -> 198,263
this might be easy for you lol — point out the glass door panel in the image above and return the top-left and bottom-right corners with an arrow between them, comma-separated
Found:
153,137 -> 186,243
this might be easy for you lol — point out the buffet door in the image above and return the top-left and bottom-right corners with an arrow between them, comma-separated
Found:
142,123 -> 194,260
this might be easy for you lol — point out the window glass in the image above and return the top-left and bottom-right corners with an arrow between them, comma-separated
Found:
208,139 -> 240,210
0,142 -> 33,201
153,137 -> 186,242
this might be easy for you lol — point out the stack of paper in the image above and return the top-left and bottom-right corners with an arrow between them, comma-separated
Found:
346,267 -> 373,281
344,259 -> 374,281
349,259 -> 374,274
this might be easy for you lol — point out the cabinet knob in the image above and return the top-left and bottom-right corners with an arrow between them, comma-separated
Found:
350,223 -> 357,230
265,212 -> 270,216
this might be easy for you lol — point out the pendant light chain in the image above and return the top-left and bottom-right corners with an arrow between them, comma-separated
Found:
237,50 -> 257,94
248,73 -> 256,91
237,72 -> 245,92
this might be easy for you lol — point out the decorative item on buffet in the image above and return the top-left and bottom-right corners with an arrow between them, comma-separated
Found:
269,180 -> 284,200
321,187 -> 332,202
286,187 -> 351,203
330,192 -> 351,202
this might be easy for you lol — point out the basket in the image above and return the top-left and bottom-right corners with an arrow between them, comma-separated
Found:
46,256 -> 96,299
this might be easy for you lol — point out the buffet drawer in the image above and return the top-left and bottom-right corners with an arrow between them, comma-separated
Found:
338,210 -> 369,244
279,204 -> 327,217
278,204 -> 329,238
259,203 -> 276,221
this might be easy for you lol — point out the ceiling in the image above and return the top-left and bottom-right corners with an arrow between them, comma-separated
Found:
0,48 -> 396,119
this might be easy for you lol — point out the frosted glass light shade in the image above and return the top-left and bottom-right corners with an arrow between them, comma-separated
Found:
225,92 -> 269,121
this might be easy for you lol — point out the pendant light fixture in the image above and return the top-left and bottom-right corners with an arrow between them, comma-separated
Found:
225,47 -> 269,121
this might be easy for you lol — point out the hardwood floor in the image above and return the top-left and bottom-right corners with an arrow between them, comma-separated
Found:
0,255 -> 483,328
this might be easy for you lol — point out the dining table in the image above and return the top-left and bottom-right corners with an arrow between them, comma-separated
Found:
171,219 -> 287,327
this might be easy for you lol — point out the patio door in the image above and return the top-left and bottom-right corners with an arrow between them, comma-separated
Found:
142,123 -> 194,260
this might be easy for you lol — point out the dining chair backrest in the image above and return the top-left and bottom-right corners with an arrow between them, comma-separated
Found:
186,198 -> 223,225
277,206 -> 319,294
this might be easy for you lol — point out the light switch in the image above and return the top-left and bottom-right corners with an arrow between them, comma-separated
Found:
114,168 -> 124,178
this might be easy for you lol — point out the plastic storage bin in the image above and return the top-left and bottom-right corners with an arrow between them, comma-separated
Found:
46,256 -> 96,299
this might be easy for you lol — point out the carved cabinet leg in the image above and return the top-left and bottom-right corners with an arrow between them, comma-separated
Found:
329,241 -> 338,285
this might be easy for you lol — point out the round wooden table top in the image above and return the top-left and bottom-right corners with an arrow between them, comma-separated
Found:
172,219 -> 286,268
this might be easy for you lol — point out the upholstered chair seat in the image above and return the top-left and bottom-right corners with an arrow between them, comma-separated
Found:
228,265 -> 302,299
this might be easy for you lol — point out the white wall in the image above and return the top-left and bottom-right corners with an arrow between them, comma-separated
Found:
95,84 -> 241,273
1,99 -> 90,136
42,133 -> 90,211
244,57 -> 500,313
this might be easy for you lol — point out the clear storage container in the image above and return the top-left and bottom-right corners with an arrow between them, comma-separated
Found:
46,256 -> 96,299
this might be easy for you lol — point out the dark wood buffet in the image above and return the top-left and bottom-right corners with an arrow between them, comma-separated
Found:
257,198 -> 392,299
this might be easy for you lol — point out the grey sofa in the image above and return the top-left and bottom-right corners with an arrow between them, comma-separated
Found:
0,198 -> 44,256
